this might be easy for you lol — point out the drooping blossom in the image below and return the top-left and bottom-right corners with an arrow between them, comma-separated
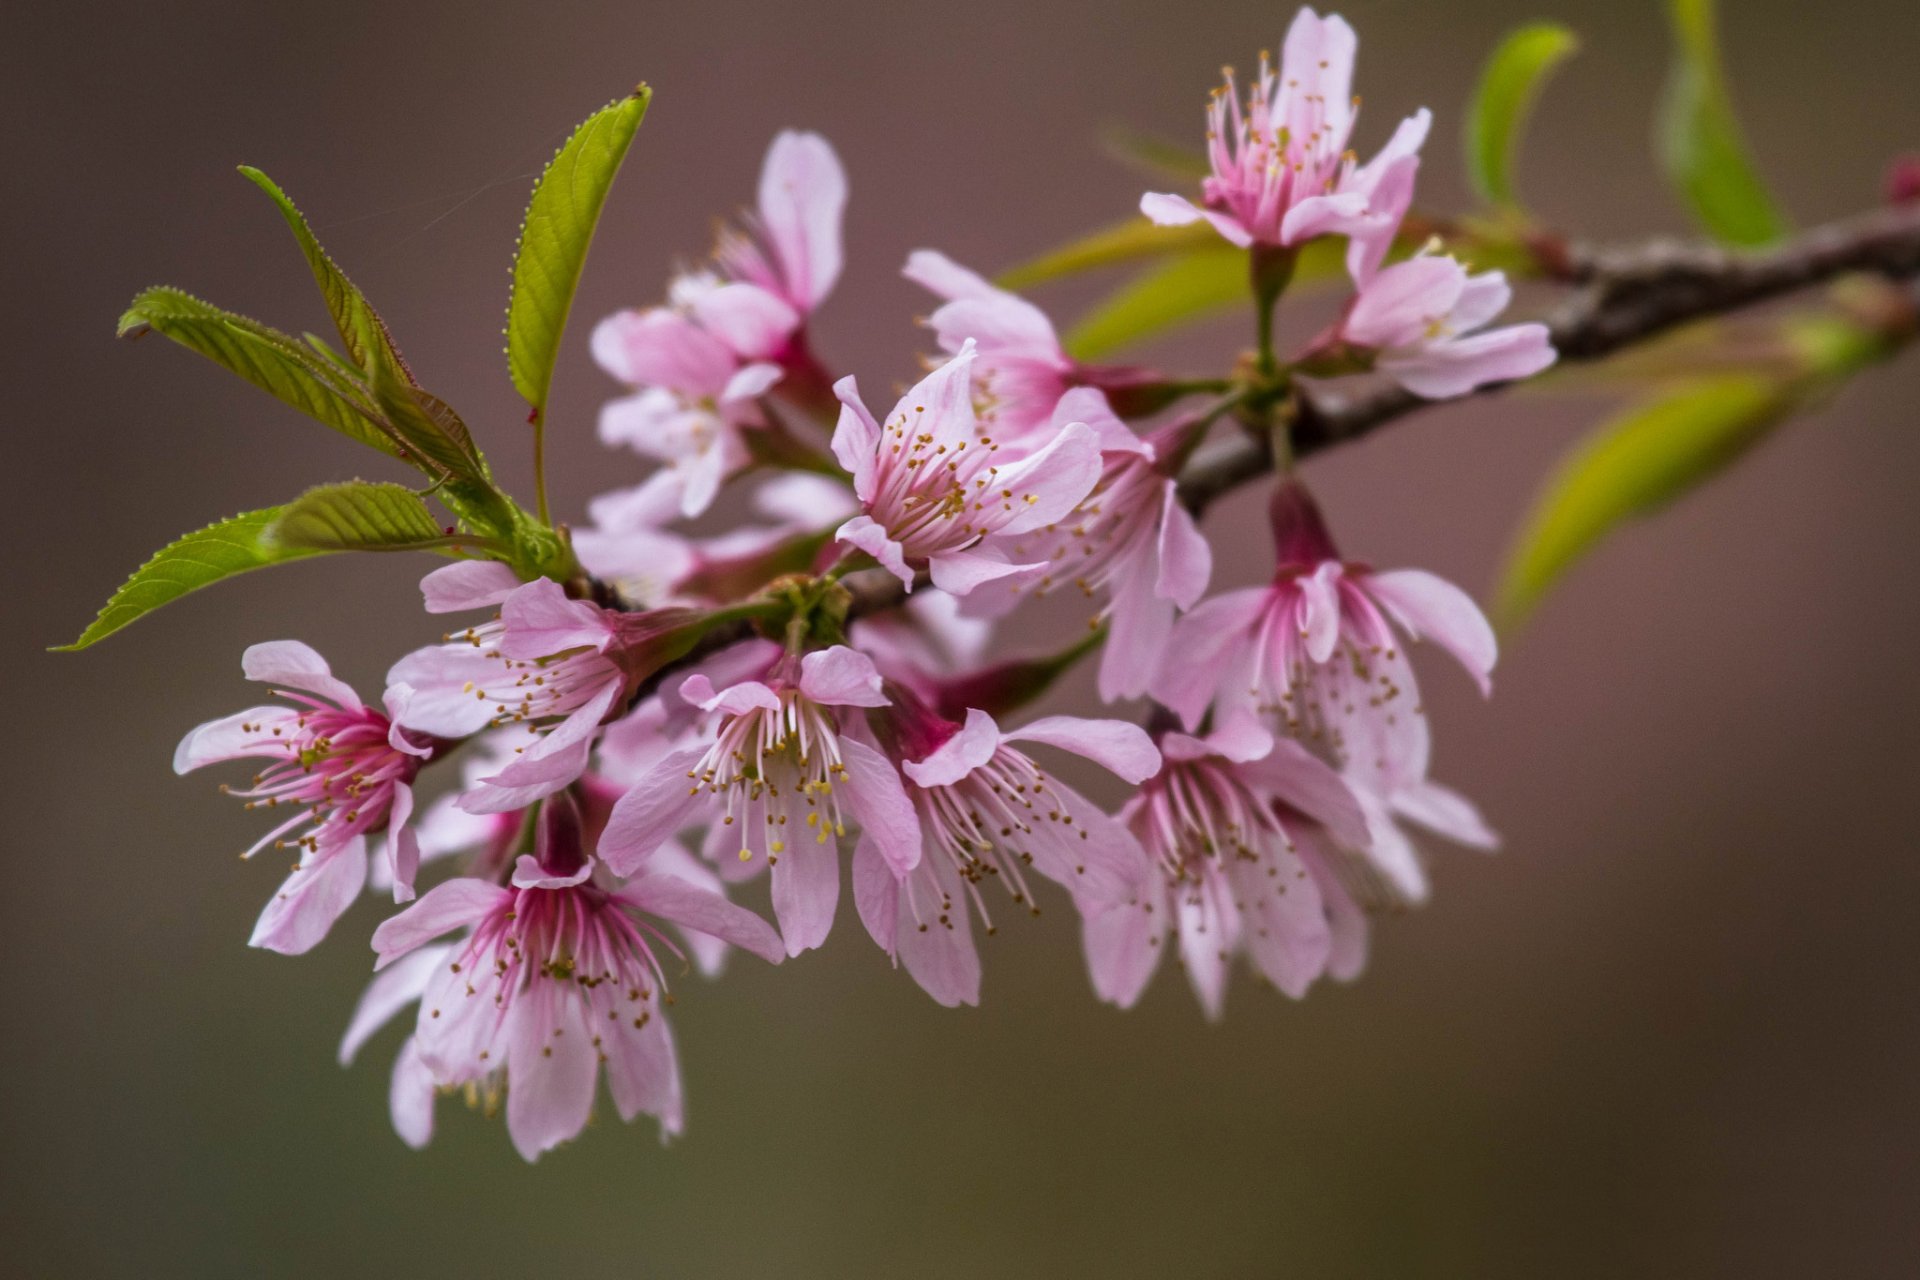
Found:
387,566 -> 709,813
1153,479 -> 1496,799
1140,7 -> 1429,261
1334,252 -> 1556,398
599,646 -> 921,955
344,779 -> 764,1153
967,389 -> 1213,701
853,701 -> 1160,1006
368,791 -> 784,1161
176,641 -> 428,954
1081,719 -> 1370,1016
831,342 -> 1103,595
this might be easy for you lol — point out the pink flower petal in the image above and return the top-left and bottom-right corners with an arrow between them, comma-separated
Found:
691,282 -> 800,361
339,942 -> 448,1066
770,842 -> 840,956
851,836 -> 901,956
838,737 -> 922,875
505,982 -> 598,1161
251,839 -> 370,956
173,706 -> 295,773
1005,715 -> 1161,784
597,746 -> 711,876
242,640 -> 361,710
798,645 -> 887,707
903,708 -> 1001,788
370,876 -> 509,967
757,130 -> 846,311
1364,568 -> 1498,696
621,874 -> 786,965
420,560 -> 522,614
389,1037 -> 437,1150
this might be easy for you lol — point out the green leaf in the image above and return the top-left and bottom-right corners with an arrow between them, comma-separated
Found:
1657,0 -> 1788,247
998,218 -> 1217,291
1497,373 -> 1790,624
1064,246 -> 1249,360
1100,129 -> 1211,183
267,480 -> 456,552
55,507 -> 323,650
239,167 -> 417,384
507,86 -> 652,422
119,287 -> 401,458
1465,23 -> 1579,210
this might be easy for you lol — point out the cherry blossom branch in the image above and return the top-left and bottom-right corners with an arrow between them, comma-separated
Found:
1177,202 -> 1920,515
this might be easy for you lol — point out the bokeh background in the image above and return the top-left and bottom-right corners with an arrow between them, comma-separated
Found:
5,0 -> 1919,1274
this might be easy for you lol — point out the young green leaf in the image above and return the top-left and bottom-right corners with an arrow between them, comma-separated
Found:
239,167 -> 417,385
1497,373 -> 1790,625
507,86 -> 652,423
998,218 -> 1216,292
267,480 -> 462,553
55,507 -> 323,651
1064,246 -> 1251,361
1465,23 -> 1579,211
119,287 -> 401,458
1657,0 -> 1788,247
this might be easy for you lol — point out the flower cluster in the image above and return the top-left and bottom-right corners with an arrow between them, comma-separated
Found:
166,6 -> 1555,1161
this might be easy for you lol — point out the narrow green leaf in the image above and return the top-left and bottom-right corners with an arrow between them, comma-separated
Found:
1064,246 -> 1249,360
1061,238 -> 1352,361
366,357 -> 488,485
507,86 -> 652,422
998,219 -> 1217,291
1465,23 -> 1579,210
1100,129 -> 1212,183
1657,0 -> 1788,247
119,287 -> 401,458
55,507 -> 322,650
267,480 -> 453,552
1497,374 -> 1789,624
239,167 -> 416,384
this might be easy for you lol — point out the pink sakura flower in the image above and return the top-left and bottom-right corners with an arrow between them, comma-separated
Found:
1153,480 -> 1496,799
598,646 -> 921,955
853,703 -> 1159,1006
591,308 -> 783,518
830,343 -> 1103,595
1081,719 -> 1369,1016
387,565 -> 704,814
1335,252 -> 1555,398
902,250 -> 1075,443
1141,8 -> 1428,257
176,641 -> 428,955
589,130 -> 846,516
368,792 -> 785,1161
967,389 -> 1213,702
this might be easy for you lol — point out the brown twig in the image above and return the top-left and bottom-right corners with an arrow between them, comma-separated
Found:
635,204 -> 1920,691
1177,202 -> 1920,515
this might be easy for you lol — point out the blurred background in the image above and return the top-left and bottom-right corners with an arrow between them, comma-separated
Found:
5,0 -> 1918,1274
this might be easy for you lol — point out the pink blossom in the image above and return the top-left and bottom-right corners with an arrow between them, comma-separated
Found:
902,250 -> 1075,443
1337,253 -> 1556,398
176,641 -> 427,954
1153,480 -> 1496,798
968,389 -> 1213,701
369,794 -> 784,1161
853,705 -> 1159,1006
598,646 -> 921,955
590,307 -> 782,518
1140,8 -> 1429,256
388,572 -> 705,813
830,343 -> 1103,595
1080,719 -> 1368,1016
